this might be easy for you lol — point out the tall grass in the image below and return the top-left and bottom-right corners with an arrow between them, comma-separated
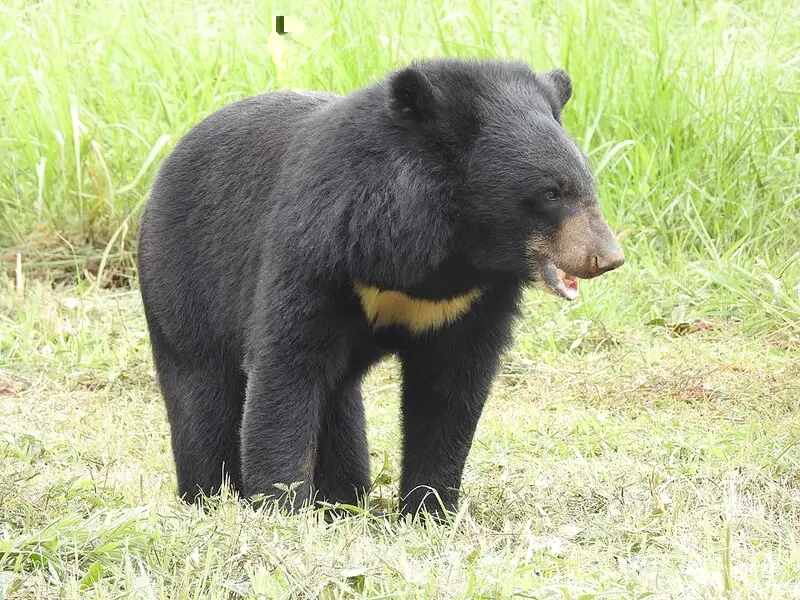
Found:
1,0 -> 798,329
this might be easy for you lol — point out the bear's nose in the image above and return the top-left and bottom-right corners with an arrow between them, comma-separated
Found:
593,250 -> 625,274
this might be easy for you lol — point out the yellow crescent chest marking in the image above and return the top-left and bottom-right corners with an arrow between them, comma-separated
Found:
354,283 -> 483,334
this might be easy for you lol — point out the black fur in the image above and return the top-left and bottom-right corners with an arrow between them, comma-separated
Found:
137,58 -> 614,518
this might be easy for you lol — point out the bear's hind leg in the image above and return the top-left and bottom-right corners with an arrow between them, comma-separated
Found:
314,378 -> 371,508
153,347 -> 246,502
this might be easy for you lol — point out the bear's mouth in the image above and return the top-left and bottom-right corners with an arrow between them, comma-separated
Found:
540,259 -> 579,301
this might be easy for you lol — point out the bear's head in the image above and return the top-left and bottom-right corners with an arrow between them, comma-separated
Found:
386,59 -> 624,300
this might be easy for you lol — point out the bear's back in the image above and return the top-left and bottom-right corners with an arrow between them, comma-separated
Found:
138,90 -> 338,358
145,89 -> 336,219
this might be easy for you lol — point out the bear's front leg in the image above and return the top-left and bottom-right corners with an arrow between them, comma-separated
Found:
240,302 -> 351,512
399,308 -> 514,520
314,377 -> 371,508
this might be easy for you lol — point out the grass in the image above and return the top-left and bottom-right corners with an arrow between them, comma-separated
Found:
1,280 -> 799,598
1,0 -> 800,597
1,0 -> 798,333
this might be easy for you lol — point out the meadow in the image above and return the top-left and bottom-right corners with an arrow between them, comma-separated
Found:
1,0 -> 799,597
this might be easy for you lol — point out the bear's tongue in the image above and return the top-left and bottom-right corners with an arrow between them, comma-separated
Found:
542,260 -> 579,301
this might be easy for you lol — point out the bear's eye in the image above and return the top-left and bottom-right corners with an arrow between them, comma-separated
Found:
544,190 -> 560,202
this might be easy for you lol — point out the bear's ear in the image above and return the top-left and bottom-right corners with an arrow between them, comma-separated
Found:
539,68 -> 573,116
388,66 -> 437,122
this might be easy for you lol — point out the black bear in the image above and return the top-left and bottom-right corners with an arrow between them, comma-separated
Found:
137,58 -> 624,518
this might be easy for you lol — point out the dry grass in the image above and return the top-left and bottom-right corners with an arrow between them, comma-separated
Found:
1,280 -> 798,598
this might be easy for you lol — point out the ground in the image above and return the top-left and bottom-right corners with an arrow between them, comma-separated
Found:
1,279 -> 798,599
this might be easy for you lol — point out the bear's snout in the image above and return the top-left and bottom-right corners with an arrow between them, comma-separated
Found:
592,247 -> 625,275
552,204 -> 625,280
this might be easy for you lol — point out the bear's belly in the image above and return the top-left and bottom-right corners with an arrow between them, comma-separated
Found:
354,283 -> 483,334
